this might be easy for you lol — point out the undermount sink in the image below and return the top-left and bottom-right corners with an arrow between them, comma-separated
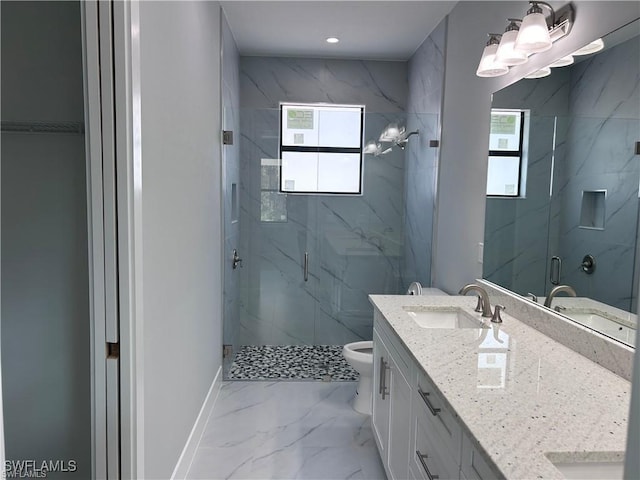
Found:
548,459 -> 624,479
402,306 -> 487,329
545,452 -> 624,480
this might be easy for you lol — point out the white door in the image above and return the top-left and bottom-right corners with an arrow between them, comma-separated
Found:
83,1 -> 144,477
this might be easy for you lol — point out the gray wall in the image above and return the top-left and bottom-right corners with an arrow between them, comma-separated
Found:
403,17 -> 447,288
1,2 -> 91,478
238,57 -> 407,346
221,11 -> 241,374
138,2 -> 223,477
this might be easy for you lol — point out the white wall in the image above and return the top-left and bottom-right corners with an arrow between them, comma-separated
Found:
433,1 -> 640,294
137,2 -> 222,478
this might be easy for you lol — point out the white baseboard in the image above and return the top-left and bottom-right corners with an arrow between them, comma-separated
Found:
171,366 -> 223,479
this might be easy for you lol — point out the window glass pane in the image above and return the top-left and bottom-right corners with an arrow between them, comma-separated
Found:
281,151 -> 362,193
317,153 -> 361,193
317,108 -> 361,147
280,103 -> 363,194
281,105 -> 362,148
489,110 -> 522,151
281,151 -> 319,192
486,156 -> 520,196
281,106 -> 320,146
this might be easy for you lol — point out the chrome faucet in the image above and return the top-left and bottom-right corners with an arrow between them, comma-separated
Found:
543,285 -> 577,308
458,284 -> 493,318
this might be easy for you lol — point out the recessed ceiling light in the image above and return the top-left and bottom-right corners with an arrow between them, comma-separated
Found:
326,37 -> 339,44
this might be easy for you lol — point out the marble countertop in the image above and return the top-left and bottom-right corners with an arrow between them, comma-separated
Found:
369,294 -> 632,480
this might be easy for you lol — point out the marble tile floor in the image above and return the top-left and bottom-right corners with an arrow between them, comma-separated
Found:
226,345 -> 359,381
186,381 -> 386,480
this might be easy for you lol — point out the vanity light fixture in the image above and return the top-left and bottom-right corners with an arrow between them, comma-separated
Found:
515,2 -> 553,53
365,123 -> 419,156
496,19 -> 528,66
379,123 -> 402,143
476,34 -> 510,77
326,37 -> 339,44
475,1 -> 574,78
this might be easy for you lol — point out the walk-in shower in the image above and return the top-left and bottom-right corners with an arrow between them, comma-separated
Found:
219,46 -> 442,380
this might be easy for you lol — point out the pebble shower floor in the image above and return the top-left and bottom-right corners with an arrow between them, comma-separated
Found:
227,345 -> 359,381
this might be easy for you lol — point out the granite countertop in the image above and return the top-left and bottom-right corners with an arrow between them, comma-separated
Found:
369,294 -> 632,480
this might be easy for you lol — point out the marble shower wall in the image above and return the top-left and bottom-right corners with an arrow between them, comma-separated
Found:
403,18 -> 446,288
222,12 -> 240,373
556,36 -> 640,310
238,57 -> 408,346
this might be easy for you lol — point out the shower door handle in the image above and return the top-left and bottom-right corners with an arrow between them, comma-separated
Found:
550,256 -> 562,285
303,252 -> 309,282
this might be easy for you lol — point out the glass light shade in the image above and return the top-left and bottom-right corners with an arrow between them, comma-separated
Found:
515,12 -> 552,53
379,123 -> 402,142
364,140 -> 378,154
549,55 -> 574,68
476,43 -> 509,77
495,30 -> 528,66
525,66 -> 551,79
572,38 -> 604,56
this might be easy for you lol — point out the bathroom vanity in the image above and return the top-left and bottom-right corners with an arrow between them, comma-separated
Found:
369,294 -> 631,480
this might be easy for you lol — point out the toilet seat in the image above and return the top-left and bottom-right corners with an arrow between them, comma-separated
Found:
343,341 -> 373,362
343,340 -> 374,415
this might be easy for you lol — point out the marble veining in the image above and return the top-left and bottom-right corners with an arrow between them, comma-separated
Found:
369,294 -> 631,479
186,382 -> 385,480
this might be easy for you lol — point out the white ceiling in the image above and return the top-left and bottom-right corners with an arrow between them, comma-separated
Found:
220,1 -> 457,61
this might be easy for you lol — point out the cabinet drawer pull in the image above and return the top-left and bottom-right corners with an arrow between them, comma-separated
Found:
379,357 -> 389,399
418,388 -> 441,416
416,450 -> 439,480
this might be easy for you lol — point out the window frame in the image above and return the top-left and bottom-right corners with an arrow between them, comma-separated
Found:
487,109 -> 526,198
278,102 -> 365,196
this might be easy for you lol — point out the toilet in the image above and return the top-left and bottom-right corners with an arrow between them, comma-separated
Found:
342,341 -> 374,415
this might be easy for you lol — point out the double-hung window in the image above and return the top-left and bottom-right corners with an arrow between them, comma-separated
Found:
279,103 -> 364,195
487,109 -> 526,197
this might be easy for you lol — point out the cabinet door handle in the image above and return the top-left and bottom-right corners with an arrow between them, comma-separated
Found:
379,357 -> 389,399
418,388 -> 441,416
416,450 -> 439,480
304,252 -> 309,282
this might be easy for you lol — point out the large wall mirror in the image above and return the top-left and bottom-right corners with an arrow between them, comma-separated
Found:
483,18 -> 640,348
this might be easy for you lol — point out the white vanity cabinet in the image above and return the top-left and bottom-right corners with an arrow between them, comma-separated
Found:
372,309 -> 500,480
372,314 -> 412,480
409,370 -> 462,480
